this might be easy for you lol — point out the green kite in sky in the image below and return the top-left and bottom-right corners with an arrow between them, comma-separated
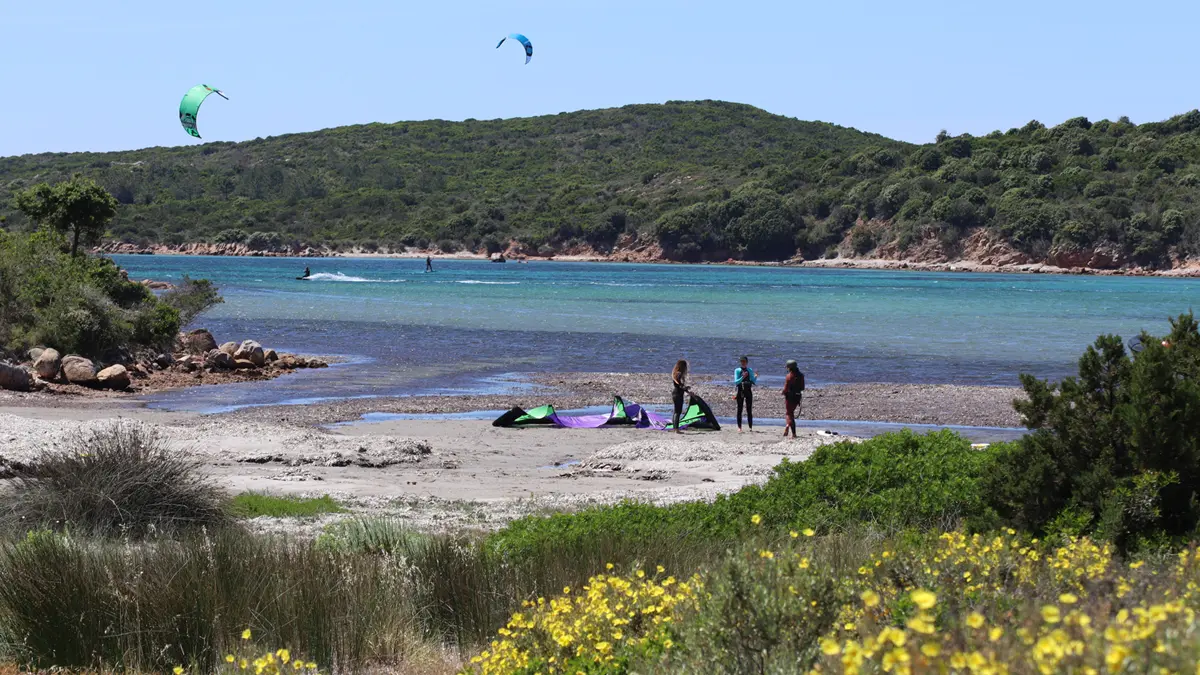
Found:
178,84 -> 228,139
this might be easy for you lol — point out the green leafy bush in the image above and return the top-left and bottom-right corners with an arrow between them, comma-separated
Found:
161,275 -> 223,327
489,430 -> 998,564
984,312 -> 1200,551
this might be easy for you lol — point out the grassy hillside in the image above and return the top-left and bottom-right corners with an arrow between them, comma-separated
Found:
3,101 -> 1200,266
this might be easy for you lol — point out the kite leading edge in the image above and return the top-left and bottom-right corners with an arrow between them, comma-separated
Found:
496,33 -> 533,65
178,84 -> 229,139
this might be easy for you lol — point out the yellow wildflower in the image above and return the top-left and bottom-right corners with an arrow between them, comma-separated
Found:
1041,605 -> 1061,624
966,612 -> 985,629
861,590 -> 881,607
751,514 -> 762,525
910,589 -> 937,610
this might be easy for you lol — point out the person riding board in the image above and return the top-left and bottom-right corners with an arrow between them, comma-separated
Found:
734,355 -> 757,432
781,360 -> 805,438
425,256 -> 433,272
302,266 -> 310,278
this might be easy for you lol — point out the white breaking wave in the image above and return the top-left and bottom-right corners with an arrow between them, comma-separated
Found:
304,272 -> 406,283
454,280 -> 520,285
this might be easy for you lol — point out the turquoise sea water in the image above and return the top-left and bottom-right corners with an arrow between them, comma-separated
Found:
111,255 -> 1200,410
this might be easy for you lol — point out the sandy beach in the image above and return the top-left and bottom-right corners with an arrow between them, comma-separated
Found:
0,405 -> 841,533
0,370 -> 1025,533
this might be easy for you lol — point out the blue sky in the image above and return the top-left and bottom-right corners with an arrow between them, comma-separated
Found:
2,0 -> 1197,156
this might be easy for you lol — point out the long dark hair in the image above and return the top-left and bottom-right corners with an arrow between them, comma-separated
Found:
672,359 -> 688,384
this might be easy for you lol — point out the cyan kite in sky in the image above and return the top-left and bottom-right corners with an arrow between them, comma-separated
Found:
178,84 -> 229,139
496,33 -> 533,64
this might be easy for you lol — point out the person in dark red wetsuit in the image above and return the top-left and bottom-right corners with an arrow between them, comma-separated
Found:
781,360 -> 804,438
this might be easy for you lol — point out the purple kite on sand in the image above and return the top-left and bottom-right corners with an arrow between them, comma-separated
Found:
491,395 -> 720,431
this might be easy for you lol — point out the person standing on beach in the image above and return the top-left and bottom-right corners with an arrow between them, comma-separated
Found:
425,256 -> 433,272
734,355 -> 757,432
781,360 -> 804,438
671,359 -> 690,434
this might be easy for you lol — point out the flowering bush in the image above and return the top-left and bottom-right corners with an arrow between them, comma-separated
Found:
464,567 -> 701,674
470,514 -> 1200,674
174,630 -> 320,675
811,530 -> 1200,674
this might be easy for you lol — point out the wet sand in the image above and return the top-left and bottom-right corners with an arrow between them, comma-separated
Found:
208,373 -> 1025,429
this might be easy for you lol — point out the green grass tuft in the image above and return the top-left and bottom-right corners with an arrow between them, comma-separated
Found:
229,493 -> 347,519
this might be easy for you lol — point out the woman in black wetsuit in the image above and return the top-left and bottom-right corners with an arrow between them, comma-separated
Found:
671,359 -> 690,433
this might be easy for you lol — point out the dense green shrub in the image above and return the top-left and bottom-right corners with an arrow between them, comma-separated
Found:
984,313 -> 1200,551
489,430 -> 998,564
0,230 -> 185,357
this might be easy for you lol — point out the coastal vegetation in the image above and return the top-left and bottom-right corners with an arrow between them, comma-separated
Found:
0,175 -> 223,361
2,101 -> 1200,267
0,315 -> 1198,673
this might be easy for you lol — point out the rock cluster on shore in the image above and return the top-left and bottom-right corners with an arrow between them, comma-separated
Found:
0,328 -> 328,394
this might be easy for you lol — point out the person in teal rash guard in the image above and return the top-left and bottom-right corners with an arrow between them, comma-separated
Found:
734,355 -> 757,431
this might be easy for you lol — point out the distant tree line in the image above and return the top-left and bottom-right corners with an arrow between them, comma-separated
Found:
2,101 -> 1200,266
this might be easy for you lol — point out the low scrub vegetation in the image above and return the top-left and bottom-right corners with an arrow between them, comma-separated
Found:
489,428 -> 1000,565
0,424 -> 228,538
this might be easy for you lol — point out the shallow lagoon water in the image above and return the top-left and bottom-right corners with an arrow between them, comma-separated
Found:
113,255 -> 1200,411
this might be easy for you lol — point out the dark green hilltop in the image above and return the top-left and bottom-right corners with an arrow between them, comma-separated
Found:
2,100 -> 1200,267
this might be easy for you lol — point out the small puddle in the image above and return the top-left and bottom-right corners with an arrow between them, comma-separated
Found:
538,459 -> 582,470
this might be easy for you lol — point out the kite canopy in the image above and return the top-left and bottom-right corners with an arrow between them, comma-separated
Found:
496,33 -> 533,64
178,84 -> 228,139
492,395 -> 720,431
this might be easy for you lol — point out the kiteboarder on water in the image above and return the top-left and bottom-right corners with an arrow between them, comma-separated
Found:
425,256 -> 433,272
302,266 -> 310,279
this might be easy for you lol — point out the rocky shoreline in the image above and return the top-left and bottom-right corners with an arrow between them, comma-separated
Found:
0,328 -> 329,397
95,239 -> 1200,278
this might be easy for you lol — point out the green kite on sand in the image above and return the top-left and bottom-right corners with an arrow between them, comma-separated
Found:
179,84 -> 229,139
